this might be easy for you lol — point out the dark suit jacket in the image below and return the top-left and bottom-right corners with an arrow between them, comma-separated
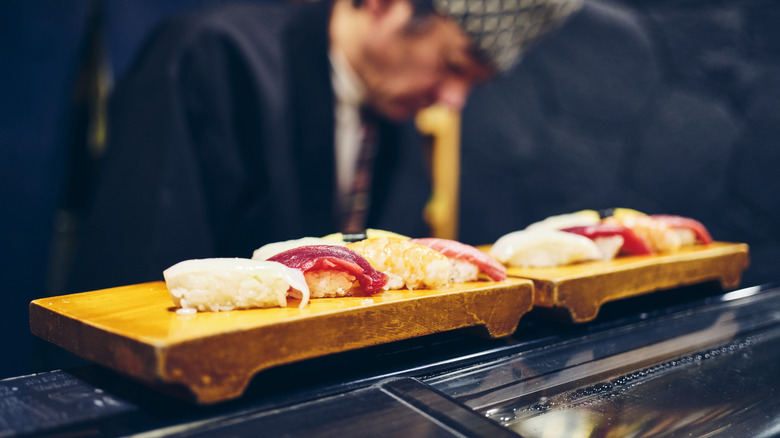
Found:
68,0 -> 432,292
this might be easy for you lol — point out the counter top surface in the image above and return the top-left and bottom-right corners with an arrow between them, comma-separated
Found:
5,282 -> 780,437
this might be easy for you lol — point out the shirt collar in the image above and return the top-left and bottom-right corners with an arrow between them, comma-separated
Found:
329,47 -> 366,108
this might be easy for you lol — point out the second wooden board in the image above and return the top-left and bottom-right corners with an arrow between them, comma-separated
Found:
489,242 -> 749,323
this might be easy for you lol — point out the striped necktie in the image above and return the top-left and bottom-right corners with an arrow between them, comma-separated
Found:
340,108 -> 378,233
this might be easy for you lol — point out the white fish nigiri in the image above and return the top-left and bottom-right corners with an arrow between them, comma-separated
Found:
489,230 -> 602,268
252,237 -> 345,261
164,258 -> 310,312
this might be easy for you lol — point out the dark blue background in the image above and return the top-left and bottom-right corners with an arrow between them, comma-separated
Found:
0,0 -> 261,379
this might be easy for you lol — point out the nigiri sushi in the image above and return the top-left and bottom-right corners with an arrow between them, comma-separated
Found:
561,225 -> 653,257
650,214 -> 714,245
346,237 -> 450,290
252,237 -> 345,261
601,210 -> 713,252
489,229 -> 603,268
163,258 -> 310,312
267,245 -> 387,297
410,237 -> 507,282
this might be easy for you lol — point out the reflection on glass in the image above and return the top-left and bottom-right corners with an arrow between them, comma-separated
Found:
425,286 -> 780,437
489,333 -> 779,437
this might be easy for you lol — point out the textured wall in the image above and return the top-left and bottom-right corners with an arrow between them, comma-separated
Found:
459,0 -> 780,286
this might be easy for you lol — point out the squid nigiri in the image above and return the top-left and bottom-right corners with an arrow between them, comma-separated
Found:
410,237 -> 507,282
489,229 -> 603,268
267,245 -> 387,297
163,258 -> 310,312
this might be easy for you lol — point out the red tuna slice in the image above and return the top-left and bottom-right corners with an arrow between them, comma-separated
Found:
268,245 -> 387,294
650,215 -> 714,244
561,225 -> 654,255
410,238 -> 507,281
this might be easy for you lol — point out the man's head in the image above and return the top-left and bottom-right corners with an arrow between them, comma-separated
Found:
331,0 -> 581,121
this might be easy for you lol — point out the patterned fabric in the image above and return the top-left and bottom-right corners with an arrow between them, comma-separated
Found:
340,108 -> 379,233
434,0 -> 583,71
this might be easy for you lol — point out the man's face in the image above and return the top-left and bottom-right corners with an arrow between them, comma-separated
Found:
359,2 -> 495,121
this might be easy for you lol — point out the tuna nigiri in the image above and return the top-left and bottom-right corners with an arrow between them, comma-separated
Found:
252,237 -> 345,261
410,237 -> 507,282
268,245 -> 387,297
561,225 -> 653,257
164,258 -> 310,312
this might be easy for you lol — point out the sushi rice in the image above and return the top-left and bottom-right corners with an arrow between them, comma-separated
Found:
303,270 -> 357,298
448,258 -> 480,282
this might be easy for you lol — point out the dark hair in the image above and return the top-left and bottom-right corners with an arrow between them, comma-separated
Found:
407,0 -> 437,31
408,0 -> 436,18
352,0 -> 435,13
352,0 -> 438,33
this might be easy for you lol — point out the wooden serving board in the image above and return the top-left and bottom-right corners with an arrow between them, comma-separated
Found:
29,278 -> 533,404
488,242 -> 749,323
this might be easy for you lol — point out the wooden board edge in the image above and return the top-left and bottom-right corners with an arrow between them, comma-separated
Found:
157,279 -> 534,404
554,247 -> 750,323
29,301 -> 164,383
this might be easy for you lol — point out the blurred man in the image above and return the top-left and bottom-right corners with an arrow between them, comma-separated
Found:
67,0 -> 580,291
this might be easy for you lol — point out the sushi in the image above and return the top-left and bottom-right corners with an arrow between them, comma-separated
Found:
561,225 -> 653,257
489,229 -> 603,268
601,210 -> 713,253
252,237 -> 345,261
346,237 -> 450,290
410,237 -> 507,282
267,245 -> 387,297
650,214 -> 714,245
163,258 -> 310,312
491,208 -> 717,269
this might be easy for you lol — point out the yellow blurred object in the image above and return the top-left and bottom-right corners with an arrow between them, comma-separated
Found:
610,207 -> 648,219
322,228 -> 410,242
416,105 -> 461,240
366,229 -> 410,239
524,209 -> 601,231
576,209 -> 602,219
